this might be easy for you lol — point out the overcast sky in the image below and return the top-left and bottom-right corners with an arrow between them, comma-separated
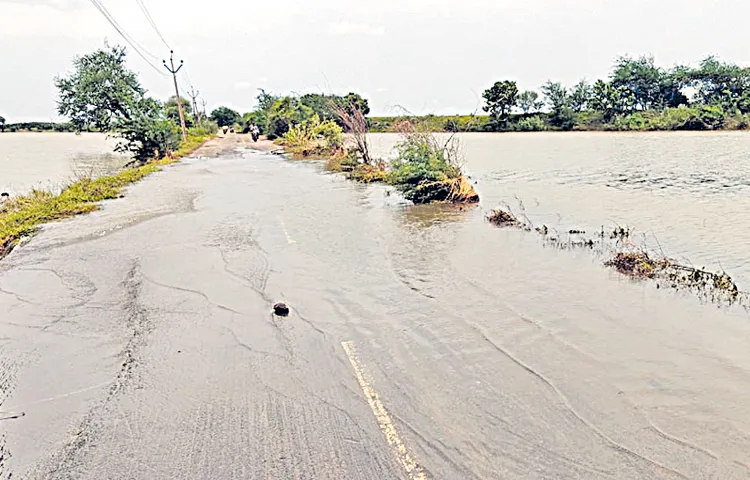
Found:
2,0 -> 750,122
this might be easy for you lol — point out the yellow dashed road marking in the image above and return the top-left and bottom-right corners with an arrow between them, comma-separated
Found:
341,341 -> 428,480
277,217 -> 296,244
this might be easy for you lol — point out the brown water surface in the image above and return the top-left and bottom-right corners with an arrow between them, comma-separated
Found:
0,132 -> 126,195
369,131 -> 750,288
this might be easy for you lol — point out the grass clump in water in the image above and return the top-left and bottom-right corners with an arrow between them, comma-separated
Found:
487,208 -> 520,227
605,251 -> 661,279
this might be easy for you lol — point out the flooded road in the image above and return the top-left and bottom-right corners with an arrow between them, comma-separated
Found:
0,133 -> 125,195
1,136 -> 750,479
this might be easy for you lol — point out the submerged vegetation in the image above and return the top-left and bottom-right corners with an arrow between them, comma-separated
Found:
487,207 -> 747,306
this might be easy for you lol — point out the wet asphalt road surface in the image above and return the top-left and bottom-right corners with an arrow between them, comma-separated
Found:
2,143 -> 750,479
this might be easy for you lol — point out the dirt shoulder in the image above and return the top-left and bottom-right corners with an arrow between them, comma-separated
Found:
192,133 -> 279,157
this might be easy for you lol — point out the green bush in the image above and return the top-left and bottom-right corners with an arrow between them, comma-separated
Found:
612,106 -> 728,131
265,97 -> 314,139
515,115 -> 548,132
388,134 -> 464,203
116,108 -> 180,161
280,115 -> 343,155
189,120 -> 218,136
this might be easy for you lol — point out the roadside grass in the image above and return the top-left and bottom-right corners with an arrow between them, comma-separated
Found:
172,134 -> 212,158
0,134 -> 212,259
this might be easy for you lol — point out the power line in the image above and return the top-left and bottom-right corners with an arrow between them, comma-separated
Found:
87,0 -> 167,76
90,0 -> 158,61
134,0 -> 171,50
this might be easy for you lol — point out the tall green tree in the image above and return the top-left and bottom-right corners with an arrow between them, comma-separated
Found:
611,55 -> 664,111
482,80 -> 518,127
590,80 -> 635,120
517,91 -> 543,114
658,66 -> 690,109
692,56 -> 750,110
264,97 -> 313,139
210,106 -> 240,127
55,45 -> 179,160
165,96 -> 194,127
55,45 -> 146,132
570,80 -> 592,112
542,81 -> 574,129
299,92 -> 370,127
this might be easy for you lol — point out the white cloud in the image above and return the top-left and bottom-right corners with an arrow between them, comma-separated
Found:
326,21 -> 385,36
234,81 -> 252,90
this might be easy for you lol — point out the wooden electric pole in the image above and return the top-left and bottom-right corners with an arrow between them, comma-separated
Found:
163,50 -> 188,142
188,86 -> 201,123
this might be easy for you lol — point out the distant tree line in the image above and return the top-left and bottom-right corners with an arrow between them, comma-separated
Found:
0,121 -> 75,133
479,55 -> 750,131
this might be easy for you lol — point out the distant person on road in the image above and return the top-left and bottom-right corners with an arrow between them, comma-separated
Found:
250,123 -> 260,142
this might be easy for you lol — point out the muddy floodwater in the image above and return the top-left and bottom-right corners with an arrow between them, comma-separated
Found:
369,131 -> 750,289
0,133 -> 126,195
1,133 -> 750,479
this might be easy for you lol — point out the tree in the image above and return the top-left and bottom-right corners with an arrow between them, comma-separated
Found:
658,66 -> 690,109
300,92 -> 370,128
55,45 -> 178,160
542,81 -> 574,129
264,97 -> 314,139
116,98 -> 180,160
210,106 -> 240,128
253,89 -> 279,133
344,93 -> 370,116
517,91 -> 543,114
611,55 -> 664,111
165,96 -> 194,127
570,80 -> 592,112
0,115 -> 5,133
590,80 -> 635,120
692,56 -> 750,109
482,80 -> 518,127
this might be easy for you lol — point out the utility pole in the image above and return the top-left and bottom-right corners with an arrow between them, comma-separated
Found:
200,98 -> 208,119
188,86 -> 201,123
163,50 -> 188,142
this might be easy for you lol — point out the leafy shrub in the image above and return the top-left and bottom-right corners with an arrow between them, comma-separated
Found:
280,115 -> 343,156
265,97 -> 314,139
613,106 -> 728,131
388,129 -> 478,204
515,115 -> 548,132
116,107 -> 180,161
189,119 -> 218,136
